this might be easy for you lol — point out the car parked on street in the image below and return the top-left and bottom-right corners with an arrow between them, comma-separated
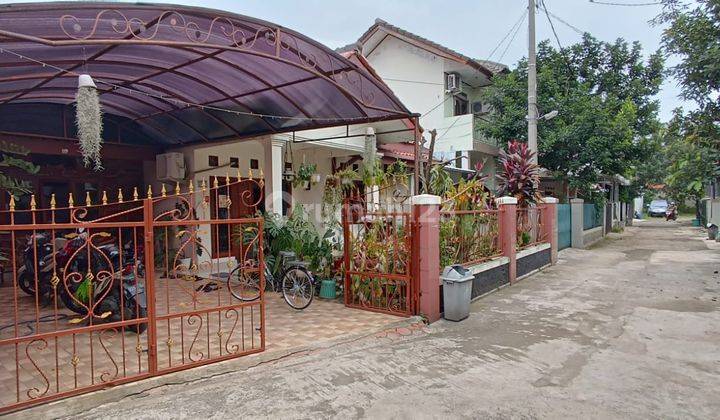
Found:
648,199 -> 669,217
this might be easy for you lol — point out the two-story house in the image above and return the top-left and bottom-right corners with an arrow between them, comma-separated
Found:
338,19 -> 508,187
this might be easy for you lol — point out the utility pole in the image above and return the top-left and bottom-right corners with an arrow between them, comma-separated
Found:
528,0 -> 538,164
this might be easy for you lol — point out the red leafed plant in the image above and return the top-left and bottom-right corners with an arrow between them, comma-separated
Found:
496,140 -> 542,206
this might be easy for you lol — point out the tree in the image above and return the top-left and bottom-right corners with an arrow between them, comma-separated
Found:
663,109 -> 720,208
0,141 -> 39,198
655,0 -> 720,201
656,0 -> 720,152
478,34 -> 664,198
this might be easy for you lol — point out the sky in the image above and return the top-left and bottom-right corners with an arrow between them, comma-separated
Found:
4,0 -> 693,121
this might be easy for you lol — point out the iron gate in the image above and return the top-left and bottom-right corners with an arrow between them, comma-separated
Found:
0,177 -> 265,413
557,204 -> 571,250
342,199 -> 416,316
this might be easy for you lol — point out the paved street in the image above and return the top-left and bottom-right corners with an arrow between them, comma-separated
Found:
17,219 -> 720,419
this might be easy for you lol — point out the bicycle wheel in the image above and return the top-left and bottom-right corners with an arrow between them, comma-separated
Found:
228,266 -> 261,302
281,266 -> 314,310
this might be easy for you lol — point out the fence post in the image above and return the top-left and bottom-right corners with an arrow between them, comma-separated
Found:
411,194 -> 441,323
570,198 -> 584,248
497,197 -> 517,284
143,198 -> 158,374
540,197 -> 559,265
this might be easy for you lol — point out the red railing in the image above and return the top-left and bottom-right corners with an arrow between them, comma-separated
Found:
0,176 -> 265,413
439,210 -> 501,268
342,199 -> 414,316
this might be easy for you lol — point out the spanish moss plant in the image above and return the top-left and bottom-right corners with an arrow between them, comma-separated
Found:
75,86 -> 104,171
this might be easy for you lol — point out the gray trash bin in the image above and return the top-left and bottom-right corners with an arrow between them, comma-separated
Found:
441,265 -> 474,322
708,224 -> 718,241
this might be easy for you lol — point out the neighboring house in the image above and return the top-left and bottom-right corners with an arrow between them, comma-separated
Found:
337,19 -> 509,188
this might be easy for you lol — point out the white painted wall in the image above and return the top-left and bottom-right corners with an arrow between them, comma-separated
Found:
366,36 -> 445,142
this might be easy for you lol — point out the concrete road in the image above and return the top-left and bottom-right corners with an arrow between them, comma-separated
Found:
29,220 -> 720,419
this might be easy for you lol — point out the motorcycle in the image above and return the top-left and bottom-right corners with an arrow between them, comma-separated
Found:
665,208 -> 677,221
17,230 -> 147,334
57,231 -> 147,334
16,233 -> 61,300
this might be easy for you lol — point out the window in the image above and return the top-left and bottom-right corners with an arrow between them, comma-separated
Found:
208,155 -> 219,167
230,157 -> 239,168
453,93 -> 469,116
250,159 -> 259,170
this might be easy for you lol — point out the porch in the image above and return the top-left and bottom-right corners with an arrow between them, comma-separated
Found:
0,1 -> 419,413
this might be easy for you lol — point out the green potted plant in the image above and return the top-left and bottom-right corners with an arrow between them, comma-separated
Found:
293,163 -> 317,190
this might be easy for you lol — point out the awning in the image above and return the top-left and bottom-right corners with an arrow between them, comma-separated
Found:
0,2 -> 414,148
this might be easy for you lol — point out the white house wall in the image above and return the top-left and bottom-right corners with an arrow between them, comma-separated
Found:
366,36 -> 445,142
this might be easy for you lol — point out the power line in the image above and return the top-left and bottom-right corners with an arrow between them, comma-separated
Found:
418,4 -> 529,119
541,0 -> 565,51
589,0 -> 663,6
498,10 -> 527,62
539,7 -> 586,35
487,8 -> 530,61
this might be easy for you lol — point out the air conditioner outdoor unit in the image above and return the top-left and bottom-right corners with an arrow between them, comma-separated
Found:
472,101 -> 490,114
156,152 -> 186,181
445,72 -> 461,92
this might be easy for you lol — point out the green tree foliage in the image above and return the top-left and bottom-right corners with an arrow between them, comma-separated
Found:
663,109 -> 720,203
656,0 -> 720,152
478,34 -> 664,197
656,0 -> 720,200
0,141 -> 39,198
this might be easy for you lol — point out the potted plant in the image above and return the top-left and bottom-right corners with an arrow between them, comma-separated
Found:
293,163 -> 317,190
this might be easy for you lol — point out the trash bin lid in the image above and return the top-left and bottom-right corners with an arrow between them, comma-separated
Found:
441,264 -> 474,283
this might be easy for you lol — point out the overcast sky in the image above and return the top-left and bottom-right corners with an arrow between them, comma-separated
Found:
5,0 -> 692,121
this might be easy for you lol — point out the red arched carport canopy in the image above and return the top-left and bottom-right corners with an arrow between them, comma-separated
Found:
0,2 -> 414,147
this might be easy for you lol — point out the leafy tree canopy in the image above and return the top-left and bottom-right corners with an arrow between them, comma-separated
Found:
656,0 -> 720,151
478,34 -> 664,197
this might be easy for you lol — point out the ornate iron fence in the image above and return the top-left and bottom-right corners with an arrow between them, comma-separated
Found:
0,176 -> 265,413
439,210 -> 501,268
342,199 -> 414,316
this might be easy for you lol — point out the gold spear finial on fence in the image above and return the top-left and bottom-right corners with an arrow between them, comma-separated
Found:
68,193 -> 74,208
248,168 -> 253,179
175,181 -> 181,196
85,191 -> 92,207
259,168 -> 265,188
147,185 -> 153,199
118,188 -> 124,203
102,191 -> 108,205
189,181 -> 194,194
225,172 -> 230,185
161,184 -> 167,198
213,176 -> 219,189
30,194 -> 36,211
201,178 -> 207,193
237,167 -> 242,180
133,187 -> 139,201
50,194 -> 56,210
9,194 -> 16,212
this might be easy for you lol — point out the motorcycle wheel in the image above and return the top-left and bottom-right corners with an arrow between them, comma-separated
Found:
59,285 -> 87,315
18,271 -> 36,296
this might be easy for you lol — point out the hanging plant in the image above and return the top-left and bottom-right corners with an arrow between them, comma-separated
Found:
75,74 -> 104,171
293,163 -> 317,188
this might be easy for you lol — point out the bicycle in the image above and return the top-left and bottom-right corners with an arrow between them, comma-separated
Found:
229,251 -> 318,310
